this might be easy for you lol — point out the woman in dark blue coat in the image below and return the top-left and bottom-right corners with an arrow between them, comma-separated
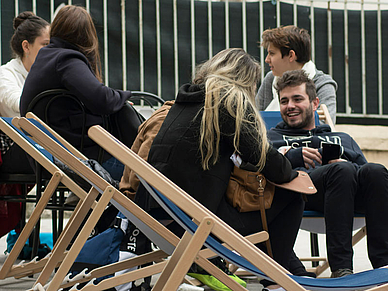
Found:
20,5 -> 129,179
137,48 -> 304,273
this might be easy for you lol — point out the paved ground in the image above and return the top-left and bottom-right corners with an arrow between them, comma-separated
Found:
0,218 -> 372,291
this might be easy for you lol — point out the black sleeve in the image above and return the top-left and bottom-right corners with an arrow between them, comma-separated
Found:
56,52 -> 129,115
219,103 -> 263,165
262,146 -> 297,184
219,103 -> 295,183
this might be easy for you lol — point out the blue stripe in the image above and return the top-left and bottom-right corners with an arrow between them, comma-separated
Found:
2,117 -> 53,162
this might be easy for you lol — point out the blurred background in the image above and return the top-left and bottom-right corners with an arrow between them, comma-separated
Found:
2,0 -> 388,126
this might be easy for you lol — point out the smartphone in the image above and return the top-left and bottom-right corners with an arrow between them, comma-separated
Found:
322,143 -> 341,165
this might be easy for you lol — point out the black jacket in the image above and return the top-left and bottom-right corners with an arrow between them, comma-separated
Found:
268,121 -> 367,172
20,37 -> 130,160
140,83 -> 295,230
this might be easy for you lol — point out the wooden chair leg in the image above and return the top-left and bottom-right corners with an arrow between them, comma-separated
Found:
44,186 -> 115,291
310,233 -> 319,268
11,203 -> 84,278
75,262 -> 168,291
0,172 -> 62,280
154,217 -> 215,291
34,187 -> 101,287
59,224 -> 267,290
58,250 -> 168,289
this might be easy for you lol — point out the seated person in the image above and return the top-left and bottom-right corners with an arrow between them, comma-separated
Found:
0,11 -> 49,174
267,69 -> 388,278
119,100 -> 174,200
256,25 -> 337,123
20,5 -> 130,180
0,11 -> 49,118
135,48 -> 304,283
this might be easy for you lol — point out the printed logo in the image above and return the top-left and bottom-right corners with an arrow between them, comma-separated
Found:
281,135 -> 342,149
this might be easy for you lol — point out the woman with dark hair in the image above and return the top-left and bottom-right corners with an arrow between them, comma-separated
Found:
0,11 -> 49,118
20,5 -> 130,180
0,11 -> 49,174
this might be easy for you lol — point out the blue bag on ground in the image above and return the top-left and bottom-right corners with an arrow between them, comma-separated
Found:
6,230 -> 52,260
69,212 -> 128,284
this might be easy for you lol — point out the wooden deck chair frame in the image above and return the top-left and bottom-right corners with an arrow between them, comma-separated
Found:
0,115 -> 149,287
8,115 -> 170,291
15,114 -> 268,291
0,117 -> 92,280
316,104 -> 335,131
88,124 -> 388,291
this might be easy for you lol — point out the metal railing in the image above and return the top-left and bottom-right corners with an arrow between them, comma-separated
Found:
1,0 -> 388,121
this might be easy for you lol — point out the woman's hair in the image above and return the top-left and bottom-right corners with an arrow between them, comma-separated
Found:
50,5 -> 102,82
193,48 -> 269,171
10,11 -> 49,59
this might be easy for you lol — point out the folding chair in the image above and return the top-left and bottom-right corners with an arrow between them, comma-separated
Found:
261,104 -> 367,276
317,103 -> 335,131
88,124 -> 388,291
14,115 -> 266,291
0,117 -> 92,280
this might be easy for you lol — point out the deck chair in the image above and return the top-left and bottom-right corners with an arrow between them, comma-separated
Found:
0,117 -> 92,280
88,124 -> 388,291
261,104 -> 367,276
14,114 -> 268,291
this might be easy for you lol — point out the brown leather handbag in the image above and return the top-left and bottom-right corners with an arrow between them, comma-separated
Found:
226,165 -> 316,257
226,165 -> 275,256
226,166 -> 275,212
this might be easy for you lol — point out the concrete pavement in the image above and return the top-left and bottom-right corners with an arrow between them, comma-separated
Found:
0,218 -> 372,291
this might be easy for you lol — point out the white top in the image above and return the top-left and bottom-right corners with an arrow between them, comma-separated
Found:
0,58 -> 28,117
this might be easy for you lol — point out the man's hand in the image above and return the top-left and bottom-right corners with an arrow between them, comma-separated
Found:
302,147 -> 322,169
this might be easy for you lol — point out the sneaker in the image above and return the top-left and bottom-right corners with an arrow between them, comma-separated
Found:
331,268 -> 353,278
293,270 -> 317,278
187,257 -> 246,291
177,283 -> 204,291
187,273 -> 246,291
262,287 -> 286,291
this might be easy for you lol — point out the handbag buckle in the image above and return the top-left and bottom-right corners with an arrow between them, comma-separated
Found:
256,174 -> 266,191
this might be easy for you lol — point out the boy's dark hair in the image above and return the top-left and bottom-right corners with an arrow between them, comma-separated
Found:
275,70 -> 317,102
261,25 -> 311,64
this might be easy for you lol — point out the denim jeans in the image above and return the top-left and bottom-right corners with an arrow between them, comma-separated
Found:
101,156 -> 125,181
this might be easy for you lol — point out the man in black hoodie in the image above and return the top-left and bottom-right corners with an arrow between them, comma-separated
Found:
267,70 -> 388,278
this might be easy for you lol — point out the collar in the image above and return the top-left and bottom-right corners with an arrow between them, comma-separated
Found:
176,83 -> 205,103
14,57 -> 28,79
49,37 -> 81,52
275,121 -> 332,134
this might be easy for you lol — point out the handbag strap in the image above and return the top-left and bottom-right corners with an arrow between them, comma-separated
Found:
257,174 -> 273,258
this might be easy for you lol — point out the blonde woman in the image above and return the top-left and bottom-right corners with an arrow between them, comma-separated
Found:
135,48 -> 304,288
